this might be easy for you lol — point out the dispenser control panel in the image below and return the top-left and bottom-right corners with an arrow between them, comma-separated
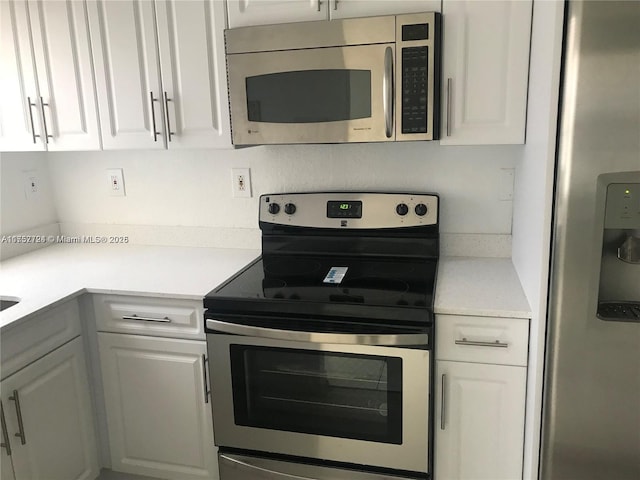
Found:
604,183 -> 640,229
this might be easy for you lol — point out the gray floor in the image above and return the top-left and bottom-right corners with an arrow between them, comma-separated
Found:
96,469 -> 162,480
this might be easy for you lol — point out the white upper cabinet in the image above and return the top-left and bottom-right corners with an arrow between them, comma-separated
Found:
330,0 -> 441,20
227,0 -> 441,28
88,0 -> 231,150
87,0 -> 165,150
155,0 -> 230,149
440,0 -> 532,145
227,0 -> 327,28
0,0 -> 100,152
0,0 -> 42,152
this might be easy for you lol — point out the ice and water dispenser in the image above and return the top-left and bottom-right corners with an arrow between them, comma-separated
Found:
597,174 -> 640,322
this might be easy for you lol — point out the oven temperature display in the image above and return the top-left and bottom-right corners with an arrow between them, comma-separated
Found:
327,201 -> 363,218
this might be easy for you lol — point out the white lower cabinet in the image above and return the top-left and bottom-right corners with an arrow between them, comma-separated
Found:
0,337 -> 99,480
98,332 -> 217,480
435,314 -> 529,480
435,360 -> 526,480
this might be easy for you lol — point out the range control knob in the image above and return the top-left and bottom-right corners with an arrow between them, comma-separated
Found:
415,203 -> 428,216
396,203 -> 409,216
284,203 -> 296,215
268,203 -> 280,215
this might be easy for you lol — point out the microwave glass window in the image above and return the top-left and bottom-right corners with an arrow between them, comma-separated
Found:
245,70 -> 372,123
230,345 -> 402,444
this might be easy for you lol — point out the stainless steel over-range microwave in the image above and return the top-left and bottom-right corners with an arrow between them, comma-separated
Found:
225,12 -> 441,145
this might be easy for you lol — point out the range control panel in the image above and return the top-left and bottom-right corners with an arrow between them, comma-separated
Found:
259,192 -> 438,229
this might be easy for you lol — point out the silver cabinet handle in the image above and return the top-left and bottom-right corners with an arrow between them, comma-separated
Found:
440,373 -> 446,430
1,402 -> 12,456
383,46 -> 394,138
8,391 -> 25,445
207,319 -> 428,346
333,0 -> 338,10
39,97 -> 53,144
27,97 -> 41,144
202,354 -> 210,404
455,338 -> 509,348
122,314 -> 171,323
163,92 -> 175,142
316,0 -> 322,12
149,91 -> 161,142
446,77 -> 452,136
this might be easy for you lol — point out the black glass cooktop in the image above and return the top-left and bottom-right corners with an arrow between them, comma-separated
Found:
204,254 -> 437,325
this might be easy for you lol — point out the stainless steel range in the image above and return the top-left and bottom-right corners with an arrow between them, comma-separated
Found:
204,192 -> 439,479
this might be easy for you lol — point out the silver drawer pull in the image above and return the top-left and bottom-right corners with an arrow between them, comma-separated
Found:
122,314 -> 171,323
8,391 -> 26,445
455,338 -> 509,348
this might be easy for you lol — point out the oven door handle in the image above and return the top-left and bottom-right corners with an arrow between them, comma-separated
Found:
206,319 -> 428,346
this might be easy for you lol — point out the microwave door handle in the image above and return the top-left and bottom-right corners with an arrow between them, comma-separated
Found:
383,46 -> 394,138
206,319 -> 428,346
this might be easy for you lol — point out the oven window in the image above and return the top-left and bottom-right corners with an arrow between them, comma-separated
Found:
245,70 -> 371,123
230,345 -> 402,444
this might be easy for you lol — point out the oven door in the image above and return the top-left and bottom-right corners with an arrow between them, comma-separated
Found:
206,319 -> 430,474
226,43 -> 395,145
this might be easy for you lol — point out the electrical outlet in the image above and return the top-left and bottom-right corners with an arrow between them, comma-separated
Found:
232,168 -> 252,198
499,168 -> 515,201
23,170 -> 39,200
107,168 -> 126,196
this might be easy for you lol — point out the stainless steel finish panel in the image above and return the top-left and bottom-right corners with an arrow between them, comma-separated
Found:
227,43 -> 393,145
208,334 -> 429,473
541,1 -> 640,479
395,12 -> 437,142
225,16 -> 396,54
207,319 -> 429,346
259,192 -> 438,228
219,452 -> 422,480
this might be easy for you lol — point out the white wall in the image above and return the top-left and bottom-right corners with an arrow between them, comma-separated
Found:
43,142 -> 521,236
511,1 -> 565,479
0,153 -> 57,234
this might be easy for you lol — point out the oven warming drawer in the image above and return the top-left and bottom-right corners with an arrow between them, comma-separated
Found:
219,452 -> 425,480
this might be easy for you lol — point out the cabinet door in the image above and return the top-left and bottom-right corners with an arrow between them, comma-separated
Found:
227,0 -> 328,28
330,0 -> 441,20
27,0 -> 101,151
87,0 -> 166,150
0,0 -> 44,152
155,0 -> 231,149
1,402 -> 16,480
98,333 -> 217,480
0,337 -> 99,480
440,0 -> 532,145
435,360 -> 526,480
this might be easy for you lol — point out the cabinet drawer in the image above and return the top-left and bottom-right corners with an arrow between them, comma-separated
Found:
1,299 -> 82,379
436,315 -> 529,366
93,294 -> 204,340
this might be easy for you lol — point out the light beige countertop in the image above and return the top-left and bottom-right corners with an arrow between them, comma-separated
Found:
0,244 -> 531,331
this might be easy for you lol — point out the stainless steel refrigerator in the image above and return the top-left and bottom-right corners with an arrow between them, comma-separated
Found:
541,1 -> 640,479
